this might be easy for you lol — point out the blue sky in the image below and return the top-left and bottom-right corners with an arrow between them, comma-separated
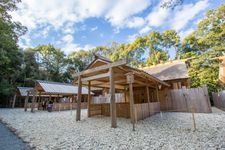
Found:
11,0 -> 224,57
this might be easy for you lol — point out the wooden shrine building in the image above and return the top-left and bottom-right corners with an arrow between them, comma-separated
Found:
12,87 -> 33,108
142,60 -> 190,89
24,80 -> 91,112
73,55 -> 169,128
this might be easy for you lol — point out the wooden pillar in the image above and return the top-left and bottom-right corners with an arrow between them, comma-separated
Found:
76,75 -> 82,121
31,90 -> 36,113
146,86 -> 151,116
109,67 -> 117,128
24,91 -> 30,112
127,73 -> 135,131
156,84 -> 159,102
87,81 -> 91,117
124,85 -> 129,103
12,94 -> 17,108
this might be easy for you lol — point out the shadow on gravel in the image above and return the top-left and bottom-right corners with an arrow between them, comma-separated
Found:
0,120 -> 31,150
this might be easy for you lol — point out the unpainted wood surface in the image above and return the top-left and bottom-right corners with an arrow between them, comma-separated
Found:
89,103 -> 130,118
134,102 -> 160,121
159,86 -> 212,113
212,91 -> 225,111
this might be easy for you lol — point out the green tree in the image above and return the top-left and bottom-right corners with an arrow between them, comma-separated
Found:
35,44 -> 66,82
162,29 -> 181,59
182,4 -> 225,92
146,31 -> 169,65
0,0 -> 26,105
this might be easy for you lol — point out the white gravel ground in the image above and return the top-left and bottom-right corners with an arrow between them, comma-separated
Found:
0,108 -> 225,150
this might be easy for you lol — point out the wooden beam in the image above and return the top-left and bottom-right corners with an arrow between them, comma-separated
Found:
156,84 -> 159,102
134,80 -> 156,88
81,83 -> 125,90
127,73 -> 135,131
12,94 -> 16,108
81,72 -> 109,82
76,76 -> 82,121
73,59 -> 127,77
146,86 -> 151,116
115,79 -> 127,84
24,91 -> 30,112
110,67 -> 117,128
87,81 -> 91,117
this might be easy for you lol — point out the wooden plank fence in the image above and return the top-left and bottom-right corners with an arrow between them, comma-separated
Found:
212,91 -> 225,111
134,102 -> 160,121
92,93 -> 125,104
27,102 -> 87,111
89,103 -> 130,118
159,86 -> 212,113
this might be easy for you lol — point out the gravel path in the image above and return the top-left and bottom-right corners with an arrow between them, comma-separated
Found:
0,108 -> 225,150
0,121 -> 30,150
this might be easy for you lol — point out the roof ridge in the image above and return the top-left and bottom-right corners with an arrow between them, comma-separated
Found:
141,60 -> 187,70
36,80 -> 73,86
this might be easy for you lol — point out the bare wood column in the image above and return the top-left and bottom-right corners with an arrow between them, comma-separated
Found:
31,90 -> 36,113
156,84 -> 159,102
127,73 -> 135,131
109,67 -> 117,128
24,91 -> 30,112
76,75 -> 82,121
146,86 -> 151,116
87,81 -> 91,117
12,94 -> 17,108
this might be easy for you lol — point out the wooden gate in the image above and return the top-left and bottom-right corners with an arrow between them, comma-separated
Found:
212,91 -> 225,111
159,86 -> 212,113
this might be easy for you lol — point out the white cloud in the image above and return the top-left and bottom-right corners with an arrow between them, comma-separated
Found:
61,43 -> 94,54
91,26 -> 98,31
63,22 -> 75,34
146,6 -> 171,27
139,26 -> 152,35
127,17 -> 145,28
171,0 -> 209,31
62,34 -> 74,43
11,0 -> 211,52
105,0 -> 150,27
127,34 -> 138,42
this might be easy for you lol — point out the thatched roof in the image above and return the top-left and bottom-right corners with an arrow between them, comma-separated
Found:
17,87 -> 33,96
36,80 -> 92,95
142,61 -> 189,81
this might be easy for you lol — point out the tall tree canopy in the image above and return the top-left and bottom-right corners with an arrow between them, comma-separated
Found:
181,4 -> 225,92
0,0 -> 26,103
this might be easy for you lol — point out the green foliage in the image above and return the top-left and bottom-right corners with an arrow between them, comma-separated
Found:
0,0 -> 26,103
35,44 -> 66,82
1,1 -> 224,106
181,4 -> 225,92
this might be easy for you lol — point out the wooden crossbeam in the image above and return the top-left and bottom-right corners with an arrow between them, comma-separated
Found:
82,83 -> 125,90
73,59 -> 127,77
81,72 -> 109,82
134,80 -> 156,88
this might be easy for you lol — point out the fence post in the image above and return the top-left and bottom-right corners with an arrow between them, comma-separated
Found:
191,107 -> 196,131
202,85 -> 212,113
